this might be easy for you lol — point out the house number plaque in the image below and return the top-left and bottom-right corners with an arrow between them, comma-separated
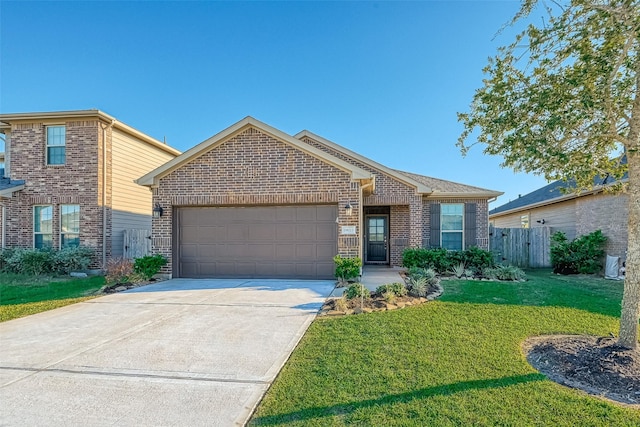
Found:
341,226 -> 356,235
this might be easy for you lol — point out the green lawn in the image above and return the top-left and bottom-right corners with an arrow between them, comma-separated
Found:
250,270 -> 639,426
0,273 -> 104,322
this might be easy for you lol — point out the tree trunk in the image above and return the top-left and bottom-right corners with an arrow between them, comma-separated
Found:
618,67 -> 640,349
619,149 -> 639,349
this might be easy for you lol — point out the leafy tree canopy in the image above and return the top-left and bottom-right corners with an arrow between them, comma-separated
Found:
458,0 -> 638,191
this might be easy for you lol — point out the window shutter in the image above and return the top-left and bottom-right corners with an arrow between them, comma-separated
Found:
464,203 -> 477,248
430,203 -> 441,248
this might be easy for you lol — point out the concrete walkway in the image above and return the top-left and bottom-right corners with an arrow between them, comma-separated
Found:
330,266 -> 405,297
0,279 -> 334,426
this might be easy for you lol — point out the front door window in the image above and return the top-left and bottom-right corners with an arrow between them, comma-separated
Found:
366,216 -> 388,263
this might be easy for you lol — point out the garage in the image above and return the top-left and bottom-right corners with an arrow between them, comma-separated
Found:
175,205 -> 338,279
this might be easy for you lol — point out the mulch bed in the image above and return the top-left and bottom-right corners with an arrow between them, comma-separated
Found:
524,335 -> 640,406
319,282 -> 443,316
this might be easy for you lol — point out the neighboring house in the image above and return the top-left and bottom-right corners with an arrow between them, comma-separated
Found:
489,177 -> 629,259
137,116 -> 502,279
0,110 -> 180,266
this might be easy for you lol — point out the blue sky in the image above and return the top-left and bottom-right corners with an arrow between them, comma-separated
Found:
0,0 -> 548,206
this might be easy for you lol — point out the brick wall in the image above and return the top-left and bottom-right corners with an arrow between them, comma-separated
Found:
153,127 -> 359,275
576,193 -> 629,259
3,120 -> 109,266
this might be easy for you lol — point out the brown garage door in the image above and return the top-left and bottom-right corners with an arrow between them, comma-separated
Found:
176,205 -> 338,279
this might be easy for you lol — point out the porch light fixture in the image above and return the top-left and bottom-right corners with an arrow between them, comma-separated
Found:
345,202 -> 353,216
536,219 -> 546,224
152,203 -> 164,218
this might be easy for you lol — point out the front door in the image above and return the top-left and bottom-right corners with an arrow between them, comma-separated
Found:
365,215 -> 388,263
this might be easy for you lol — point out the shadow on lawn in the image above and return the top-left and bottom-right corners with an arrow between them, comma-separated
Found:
251,373 -> 546,425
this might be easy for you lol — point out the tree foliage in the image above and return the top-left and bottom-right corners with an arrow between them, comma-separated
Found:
458,0 -> 640,348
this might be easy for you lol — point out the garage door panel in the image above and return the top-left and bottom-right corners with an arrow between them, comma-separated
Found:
249,224 -> 276,240
296,206 -> 317,221
177,205 -> 337,279
316,223 -> 336,241
248,244 -> 275,259
296,224 -> 316,240
276,224 -> 295,240
316,243 -> 336,258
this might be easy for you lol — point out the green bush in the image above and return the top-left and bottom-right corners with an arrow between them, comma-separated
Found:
407,266 -> 437,282
408,277 -> 429,297
550,230 -> 607,275
402,247 -> 494,274
375,282 -> 407,297
133,254 -> 167,280
483,265 -> 526,281
333,255 -> 362,283
53,247 -> 94,274
3,248 -> 55,275
345,283 -> 370,300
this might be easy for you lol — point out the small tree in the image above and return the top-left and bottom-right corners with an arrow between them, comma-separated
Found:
458,0 -> 639,349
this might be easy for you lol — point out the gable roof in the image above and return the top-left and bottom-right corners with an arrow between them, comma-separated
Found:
137,117 -> 373,187
0,109 -> 181,157
296,130 -> 502,198
489,173 -> 627,217
395,170 -> 503,198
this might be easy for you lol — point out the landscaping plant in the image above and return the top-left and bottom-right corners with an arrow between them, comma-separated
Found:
550,230 -> 607,275
333,255 -> 362,285
133,254 -> 167,280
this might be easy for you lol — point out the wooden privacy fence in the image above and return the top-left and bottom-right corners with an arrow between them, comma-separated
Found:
489,226 -> 551,268
123,229 -> 152,259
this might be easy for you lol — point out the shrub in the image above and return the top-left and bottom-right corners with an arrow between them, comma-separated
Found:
105,258 -> 143,286
133,254 -> 167,280
483,265 -> 526,281
550,230 -> 607,275
403,247 -> 494,274
4,248 -> 55,275
450,262 -> 467,278
408,277 -> 428,297
376,282 -> 407,297
333,255 -> 362,284
344,283 -> 370,300
53,247 -> 94,274
462,247 -> 495,271
0,248 -> 18,272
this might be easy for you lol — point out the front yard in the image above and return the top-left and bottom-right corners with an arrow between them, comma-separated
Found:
250,270 -> 639,425
0,273 -> 104,322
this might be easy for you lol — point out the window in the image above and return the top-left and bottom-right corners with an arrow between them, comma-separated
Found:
60,205 -> 80,248
441,204 -> 464,251
46,126 -> 66,165
521,214 -> 530,229
34,206 -> 53,248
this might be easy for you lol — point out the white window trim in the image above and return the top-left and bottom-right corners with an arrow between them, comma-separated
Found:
46,125 -> 66,166
441,203 -> 465,251
34,205 -> 53,248
60,204 -> 80,249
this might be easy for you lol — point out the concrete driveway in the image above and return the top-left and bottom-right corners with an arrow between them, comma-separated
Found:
0,279 -> 335,426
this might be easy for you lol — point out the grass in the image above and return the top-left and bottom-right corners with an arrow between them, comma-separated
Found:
0,272 -> 104,322
250,270 -> 639,426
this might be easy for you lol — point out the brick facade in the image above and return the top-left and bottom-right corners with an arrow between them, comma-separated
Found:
152,127 -> 360,275
576,193 -> 629,259
0,111 -> 178,269
2,120 -> 108,266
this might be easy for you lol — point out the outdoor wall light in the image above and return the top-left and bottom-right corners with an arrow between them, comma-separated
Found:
536,219 -> 546,224
152,203 -> 164,218
345,202 -> 353,216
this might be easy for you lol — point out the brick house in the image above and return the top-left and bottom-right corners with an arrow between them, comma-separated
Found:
137,117 -> 502,279
489,177 -> 629,259
0,110 -> 180,266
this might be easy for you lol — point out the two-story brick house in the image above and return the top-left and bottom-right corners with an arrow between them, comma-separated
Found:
0,110 -> 180,267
